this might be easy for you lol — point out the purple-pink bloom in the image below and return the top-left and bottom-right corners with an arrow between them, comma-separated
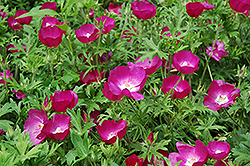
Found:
206,40 -> 229,61
7,16 -> 22,30
75,24 -> 99,43
0,129 -> 4,136
82,108 -> 101,124
0,9 -> 7,20
78,70 -> 104,86
12,90 -> 26,99
203,2 -> 214,10
121,26 -> 138,42
6,44 -> 26,53
0,70 -> 13,85
95,15 -> 116,34
96,119 -> 127,144
168,140 -> 209,166
203,80 -> 241,111
131,1 -> 156,20
42,114 -> 71,140
172,51 -> 200,74
186,2 -> 204,18
108,3 -> 122,17
229,0 -> 250,14
39,17 -> 66,47
99,51 -> 112,63
15,10 -> 32,25
161,75 -> 191,99
24,109 -> 49,145
125,154 -> 143,166
207,141 -> 231,160
41,2 -> 57,11
50,90 -> 78,113
44,96 -> 49,109
127,56 -> 162,75
89,8 -> 94,18
103,66 -> 148,101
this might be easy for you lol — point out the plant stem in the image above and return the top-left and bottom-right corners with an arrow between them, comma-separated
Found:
223,108 -> 241,129
96,32 -> 102,82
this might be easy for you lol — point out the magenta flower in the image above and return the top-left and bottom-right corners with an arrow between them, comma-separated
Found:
207,141 -> 230,160
0,129 -> 4,136
99,51 -> 112,63
203,2 -> 214,10
6,44 -> 27,53
125,154 -> 143,166
15,10 -> 32,25
214,159 -> 241,166
203,80 -> 241,111
50,90 -> 78,113
75,24 -> 99,43
41,2 -> 57,11
39,17 -> 66,47
131,1 -> 157,20
0,9 -> 7,20
89,8 -> 94,18
44,96 -> 49,109
186,2 -> 204,18
7,16 -> 22,30
78,70 -> 104,86
103,66 -> 148,101
206,40 -> 229,61
161,75 -> 191,99
108,3 -> 122,16
82,108 -> 101,124
42,114 -> 71,140
12,90 -> 26,99
168,140 -> 209,166
24,109 -> 49,145
160,26 -> 182,45
0,70 -> 13,85
96,119 -> 127,144
229,0 -> 250,14
172,51 -> 199,74
127,56 -> 162,75
95,15 -> 116,34
121,26 -> 138,42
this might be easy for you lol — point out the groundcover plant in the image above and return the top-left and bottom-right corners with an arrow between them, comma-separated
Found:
0,0 -> 250,165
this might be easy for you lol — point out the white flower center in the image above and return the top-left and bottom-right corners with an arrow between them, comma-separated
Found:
52,127 -> 64,134
154,160 -> 164,166
180,61 -> 193,67
215,94 -> 229,105
86,33 -> 91,38
185,156 -> 199,166
215,150 -> 222,154
46,23 -> 51,27
108,132 -> 116,140
37,124 -> 44,130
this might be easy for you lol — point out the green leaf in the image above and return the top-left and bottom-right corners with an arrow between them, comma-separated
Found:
15,7 -> 59,19
55,24 -> 68,33
70,131 -> 87,158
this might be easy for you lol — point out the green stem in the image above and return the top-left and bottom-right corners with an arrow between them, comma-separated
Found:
139,20 -> 144,50
96,32 -> 102,82
223,108 -> 241,129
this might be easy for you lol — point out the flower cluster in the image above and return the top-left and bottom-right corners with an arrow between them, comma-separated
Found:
7,10 -> 32,30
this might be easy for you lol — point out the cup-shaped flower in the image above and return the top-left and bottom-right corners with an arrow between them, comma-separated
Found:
39,26 -> 64,47
186,2 -> 204,18
172,51 -> 199,74
50,90 -> 78,113
168,140 -> 209,166
121,26 -> 138,42
15,10 -> 32,25
95,15 -> 116,34
0,129 -> 4,136
75,24 -> 99,43
96,119 -> 127,144
42,114 -> 71,140
127,56 -> 162,75
229,0 -> 250,14
206,40 -> 229,61
82,108 -> 101,124
12,90 -> 26,99
41,2 -> 57,11
125,154 -> 143,166
41,17 -> 62,28
207,141 -> 231,160
0,70 -> 13,85
24,109 -> 49,145
7,16 -> 22,30
203,80 -> 241,111
109,3 -> 122,16
103,66 -> 148,101
161,75 -> 191,99
78,70 -> 104,86
131,1 -> 157,20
